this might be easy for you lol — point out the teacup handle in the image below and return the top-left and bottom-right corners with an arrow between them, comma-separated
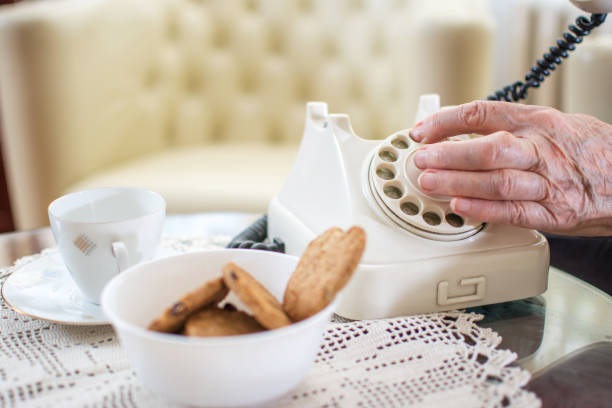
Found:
111,241 -> 129,272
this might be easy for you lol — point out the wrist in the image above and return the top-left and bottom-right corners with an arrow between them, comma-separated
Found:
550,217 -> 612,237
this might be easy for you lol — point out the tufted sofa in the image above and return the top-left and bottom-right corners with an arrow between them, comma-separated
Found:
0,0 -> 497,230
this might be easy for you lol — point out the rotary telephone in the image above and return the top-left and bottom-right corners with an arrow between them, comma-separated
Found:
228,3 -> 609,319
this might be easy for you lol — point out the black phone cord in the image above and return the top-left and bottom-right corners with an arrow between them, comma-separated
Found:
488,13 -> 607,102
226,215 -> 285,253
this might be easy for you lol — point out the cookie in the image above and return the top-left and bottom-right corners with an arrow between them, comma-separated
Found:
222,262 -> 292,330
148,277 -> 229,333
184,308 -> 265,337
283,226 -> 366,322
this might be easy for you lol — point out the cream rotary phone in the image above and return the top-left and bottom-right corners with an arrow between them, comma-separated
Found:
228,0 -> 611,319
265,96 -> 549,320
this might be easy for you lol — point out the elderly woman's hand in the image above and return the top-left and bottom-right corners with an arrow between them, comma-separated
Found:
409,101 -> 612,236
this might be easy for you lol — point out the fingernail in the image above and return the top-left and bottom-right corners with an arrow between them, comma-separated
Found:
418,171 -> 438,191
409,127 -> 423,142
452,198 -> 471,213
414,149 -> 429,168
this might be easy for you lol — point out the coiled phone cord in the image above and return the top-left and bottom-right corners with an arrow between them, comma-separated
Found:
226,215 -> 285,252
488,13 -> 607,102
229,12 -> 609,252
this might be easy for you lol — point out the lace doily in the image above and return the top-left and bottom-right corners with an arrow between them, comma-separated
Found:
0,236 -> 540,407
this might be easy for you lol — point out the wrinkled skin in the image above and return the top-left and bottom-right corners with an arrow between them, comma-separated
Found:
409,100 -> 612,236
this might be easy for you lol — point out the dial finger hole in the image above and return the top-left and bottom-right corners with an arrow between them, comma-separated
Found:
445,213 -> 464,227
391,135 -> 410,149
376,165 -> 395,180
379,149 -> 398,162
400,200 -> 419,216
423,211 -> 442,226
383,183 -> 403,199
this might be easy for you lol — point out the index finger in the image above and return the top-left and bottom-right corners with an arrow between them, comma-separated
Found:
410,100 -> 530,144
414,131 -> 541,171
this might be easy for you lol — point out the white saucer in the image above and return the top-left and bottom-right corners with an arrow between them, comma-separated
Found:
0,237 -> 226,326
1,250 -> 111,325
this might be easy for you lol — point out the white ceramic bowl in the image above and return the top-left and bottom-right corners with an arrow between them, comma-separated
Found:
101,249 -> 338,407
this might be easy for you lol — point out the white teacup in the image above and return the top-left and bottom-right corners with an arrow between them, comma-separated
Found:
48,187 -> 165,304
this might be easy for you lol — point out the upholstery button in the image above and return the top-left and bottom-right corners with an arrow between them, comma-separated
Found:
211,120 -> 226,142
184,71 -> 204,93
267,126 -> 282,143
371,34 -> 386,56
212,25 -> 230,48
349,0 -> 365,11
295,79 -> 312,101
240,73 -> 256,94
390,84 -> 401,101
166,15 -> 179,41
144,67 -> 160,88
298,0 -> 313,13
268,29 -> 284,55
350,78 -> 364,100
244,0 -> 258,12
323,39 -> 338,58
393,0 -> 407,9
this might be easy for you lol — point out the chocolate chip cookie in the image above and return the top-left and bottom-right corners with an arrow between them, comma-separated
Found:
148,277 -> 229,333
184,308 -> 265,337
283,226 -> 366,322
222,262 -> 292,330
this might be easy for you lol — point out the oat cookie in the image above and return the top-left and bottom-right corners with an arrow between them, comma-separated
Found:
222,262 -> 292,330
148,277 -> 229,333
184,308 -> 264,337
283,226 -> 366,322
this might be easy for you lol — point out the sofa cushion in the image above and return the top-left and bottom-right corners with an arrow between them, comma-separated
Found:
66,144 -> 298,214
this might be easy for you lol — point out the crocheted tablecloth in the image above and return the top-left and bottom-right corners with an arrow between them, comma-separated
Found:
0,237 -> 540,407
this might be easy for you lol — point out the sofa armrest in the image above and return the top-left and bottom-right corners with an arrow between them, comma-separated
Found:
0,0 -> 167,229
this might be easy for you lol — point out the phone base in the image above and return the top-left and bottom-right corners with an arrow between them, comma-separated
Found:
268,100 -> 550,319
270,197 -> 548,319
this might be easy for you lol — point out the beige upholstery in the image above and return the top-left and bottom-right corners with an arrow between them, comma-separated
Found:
68,144 -> 299,214
0,0 -> 496,230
